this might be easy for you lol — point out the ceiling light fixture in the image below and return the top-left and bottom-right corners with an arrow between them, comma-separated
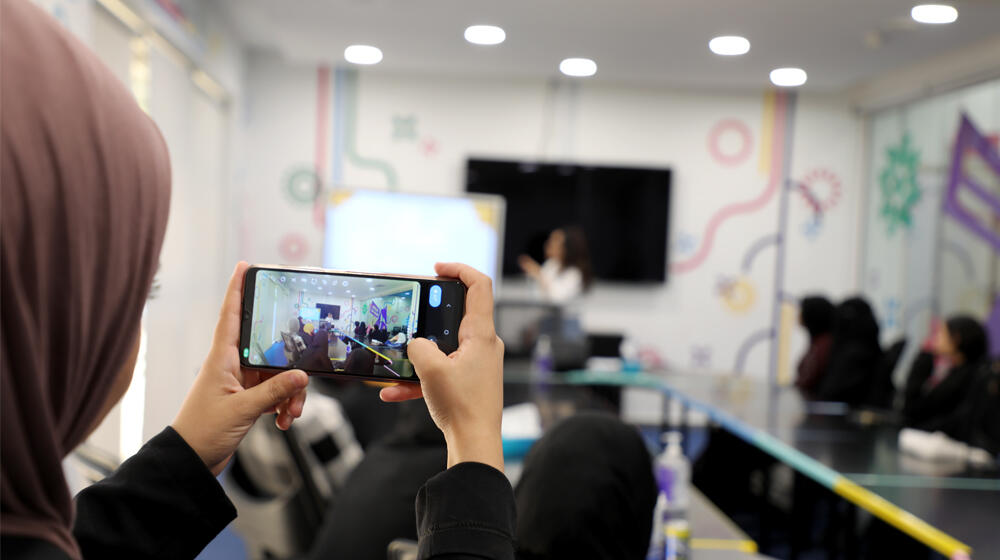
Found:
344,45 -> 383,65
769,67 -> 807,87
911,4 -> 958,24
709,35 -> 750,56
559,57 -> 597,77
464,25 -> 506,45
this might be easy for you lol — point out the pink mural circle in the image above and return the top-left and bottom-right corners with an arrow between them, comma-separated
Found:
279,233 -> 309,263
801,168 -> 842,211
707,119 -> 753,167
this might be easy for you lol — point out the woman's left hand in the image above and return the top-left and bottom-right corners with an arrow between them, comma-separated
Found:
172,262 -> 309,476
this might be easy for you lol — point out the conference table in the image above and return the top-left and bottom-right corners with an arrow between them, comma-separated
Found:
503,366 -> 1000,559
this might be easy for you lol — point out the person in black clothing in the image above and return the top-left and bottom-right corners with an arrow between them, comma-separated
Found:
795,296 -> 836,398
2,4 -> 516,558
816,297 -> 883,405
295,324 -> 336,372
514,413 -> 657,560
306,399 -> 447,560
902,315 -> 988,429
930,359 -> 1000,456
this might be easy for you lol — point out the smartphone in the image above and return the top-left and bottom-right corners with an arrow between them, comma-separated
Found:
239,265 -> 465,382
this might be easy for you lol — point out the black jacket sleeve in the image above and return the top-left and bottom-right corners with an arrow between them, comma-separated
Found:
818,346 -> 879,404
903,355 -> 977,428
902,352 -> 934,418
73,426 -> 237,559
415,462 -> 516,560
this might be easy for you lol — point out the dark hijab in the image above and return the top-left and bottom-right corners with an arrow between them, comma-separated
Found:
515,413 -> 657,560
1,1 -> 171,557
832,297 -> 881,352
818,297 -> 883,403
800,296 -> 835,340
945,315 -> 987,365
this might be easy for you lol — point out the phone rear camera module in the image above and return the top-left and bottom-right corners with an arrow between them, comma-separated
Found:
429,284 -> 442,308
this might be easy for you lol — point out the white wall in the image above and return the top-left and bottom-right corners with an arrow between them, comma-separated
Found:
237,53 -> 863,381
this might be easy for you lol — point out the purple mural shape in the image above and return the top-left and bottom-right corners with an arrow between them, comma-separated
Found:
943,114 -> 1000,252
989,295 -> 1000,358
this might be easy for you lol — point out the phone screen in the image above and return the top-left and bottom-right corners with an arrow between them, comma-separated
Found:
240,266 -> 464,382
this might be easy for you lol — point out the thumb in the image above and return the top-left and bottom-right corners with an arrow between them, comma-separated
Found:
238,369 -> 309,417
407,338 -> 450,380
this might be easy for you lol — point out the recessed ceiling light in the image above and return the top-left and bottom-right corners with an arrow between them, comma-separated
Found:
370,287 -> 375,291
769,67 -> 807,87
464,25 -> 506,45
911,4 -> 958,24
344,45 -> 383,65
709,35 -> 750,56
559,58 -> 597,77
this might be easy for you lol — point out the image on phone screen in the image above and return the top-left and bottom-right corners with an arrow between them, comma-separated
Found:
246,269 -> 422,379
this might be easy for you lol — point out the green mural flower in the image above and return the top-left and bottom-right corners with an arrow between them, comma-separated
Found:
878,133 -> 921,234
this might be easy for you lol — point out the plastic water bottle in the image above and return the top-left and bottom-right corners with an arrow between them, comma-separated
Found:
620,337 -> 641,373
665,519 -> 690,560
533,334 -> 554,381
656,432 -> 690,522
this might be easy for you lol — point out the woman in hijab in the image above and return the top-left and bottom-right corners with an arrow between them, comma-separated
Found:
816,297 -> 883,405
3,3 -> 514,559
794,296 -> 836,397
902,316 -> 988,429
1,2 -> 309,557
514,413 -> 657,560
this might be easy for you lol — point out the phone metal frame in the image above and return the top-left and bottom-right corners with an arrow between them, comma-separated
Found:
239,264 -> 465,384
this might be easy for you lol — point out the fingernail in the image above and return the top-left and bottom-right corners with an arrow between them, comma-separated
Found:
290,370 -> 308,387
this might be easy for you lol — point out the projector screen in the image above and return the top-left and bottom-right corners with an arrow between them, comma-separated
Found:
322,189 -> 505,282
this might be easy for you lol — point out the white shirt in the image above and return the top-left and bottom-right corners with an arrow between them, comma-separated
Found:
537,259 -> 583,304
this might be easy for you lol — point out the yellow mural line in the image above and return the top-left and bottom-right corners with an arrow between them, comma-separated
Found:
776,301 -> 797,386
758,90 -> 776,175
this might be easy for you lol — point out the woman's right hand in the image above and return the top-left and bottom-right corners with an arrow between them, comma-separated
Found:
380,263 -> 505,472
518,254 -> 541,278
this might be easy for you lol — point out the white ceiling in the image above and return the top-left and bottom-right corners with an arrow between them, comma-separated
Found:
215,0 -> 1000,91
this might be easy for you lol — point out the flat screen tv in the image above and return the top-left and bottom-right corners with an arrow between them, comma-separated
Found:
466,158 -> 671,283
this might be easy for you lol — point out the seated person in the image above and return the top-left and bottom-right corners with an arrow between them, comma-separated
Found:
794,295 -> 835,397
387,331 -> 408,346
816,297 -> 883,405
305,399 -> 446,560
298,316 -> 315,345
295,324 -> 335,372
336,345 -> 376,375
930,358 -> 1000,456
514,413 -> 656,560
902,316 -> 987,429
283,318 -> 307,356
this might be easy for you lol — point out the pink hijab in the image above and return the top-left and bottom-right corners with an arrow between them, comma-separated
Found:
1,0 -> 171,557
